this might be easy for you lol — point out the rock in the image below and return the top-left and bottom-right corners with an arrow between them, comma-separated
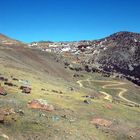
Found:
85,65 -> 92,72
0,87 -> 7,96
20,86 -> 31,94
103,104 -> 113,109
0,134 -> 9,140
59,91 -> 63,94
64,62 -> 70,66
73,74 -> 84,78
51,90 -> 59,93
0,108 -> 15,124
27,99 -> 54,111
17,109 -> 24,116
91,118 -> 112,127
0,76 -> 8,82
12,77 -> 19,81
84,99 -> 91,104
22,87 -> 31,94
70,87 -> 74,91
0,115 -> 4,123
82,95 -> 94,99
4,82 -> 16,87
51,90 -> 63,94
39,113 -> 46,117
41,88 -> 46,91
73,74 -> 79,77
61,115 -> 67,119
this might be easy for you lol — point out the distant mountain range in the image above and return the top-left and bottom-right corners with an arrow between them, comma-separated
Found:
0,31 -> 140,85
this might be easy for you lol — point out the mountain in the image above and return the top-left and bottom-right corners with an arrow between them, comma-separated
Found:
28,31 -> 140,86
87,31 -> 140,85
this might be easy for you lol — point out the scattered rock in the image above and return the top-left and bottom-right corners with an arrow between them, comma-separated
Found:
17,109 -> 24,116
41,88 -> 46,91
128,132 -> 136,139
0,87 -> 7,96
103,104 -> 113,109
27,99 -> 54,111
39,113 -> 46,117
22,87 -> 31,94
20,86 -> 31,94
0,108 -> 15,124
70,87 -> 74,91
102,73 -> 110,77
82,95 -> 94,99
91,118 -> 112,127
51,90 -> 63,94
84,99 -> 91,104
73,74 -> 84,78
85,65 -> 92,72
64,62 -> 70,66
12,77 -> 19,81
73,74 -> 79,77
4,82 -> 16,87
51,90 -> 59,93
0,76 -> 8,82
61,115 -> 67,119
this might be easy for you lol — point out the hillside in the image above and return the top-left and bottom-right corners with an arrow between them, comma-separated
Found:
29,31 -> 140,86
87,32 -> 140,85
0,33 -> 25,47
0,33 -> 140,140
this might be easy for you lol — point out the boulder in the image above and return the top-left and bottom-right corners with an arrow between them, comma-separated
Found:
27,99 -> 54,111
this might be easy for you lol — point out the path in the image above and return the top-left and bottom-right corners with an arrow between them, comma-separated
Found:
77,78 -> 139,105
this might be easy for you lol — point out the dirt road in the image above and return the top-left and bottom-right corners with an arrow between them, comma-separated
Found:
77,79 -> 139,105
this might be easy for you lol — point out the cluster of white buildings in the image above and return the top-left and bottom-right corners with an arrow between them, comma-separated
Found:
28,40 -> 103,55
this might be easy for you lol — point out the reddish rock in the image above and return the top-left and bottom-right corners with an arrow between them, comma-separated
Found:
0,87 -> 7,96
27,99 -> 54,111
103,104 -> 113,109
91,118 -> 112,127
0,108 -> 15,124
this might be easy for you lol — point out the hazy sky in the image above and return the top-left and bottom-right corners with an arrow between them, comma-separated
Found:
0,0 -> 140,42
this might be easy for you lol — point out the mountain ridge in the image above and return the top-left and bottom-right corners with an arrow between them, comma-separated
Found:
0,31 -> 140,85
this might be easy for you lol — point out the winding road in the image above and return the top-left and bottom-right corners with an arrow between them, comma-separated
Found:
77,78 -> 139,105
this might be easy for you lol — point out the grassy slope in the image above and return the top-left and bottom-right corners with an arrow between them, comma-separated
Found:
0,46 -> 140,140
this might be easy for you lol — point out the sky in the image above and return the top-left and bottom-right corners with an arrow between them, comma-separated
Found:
0,0 -> 140,42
